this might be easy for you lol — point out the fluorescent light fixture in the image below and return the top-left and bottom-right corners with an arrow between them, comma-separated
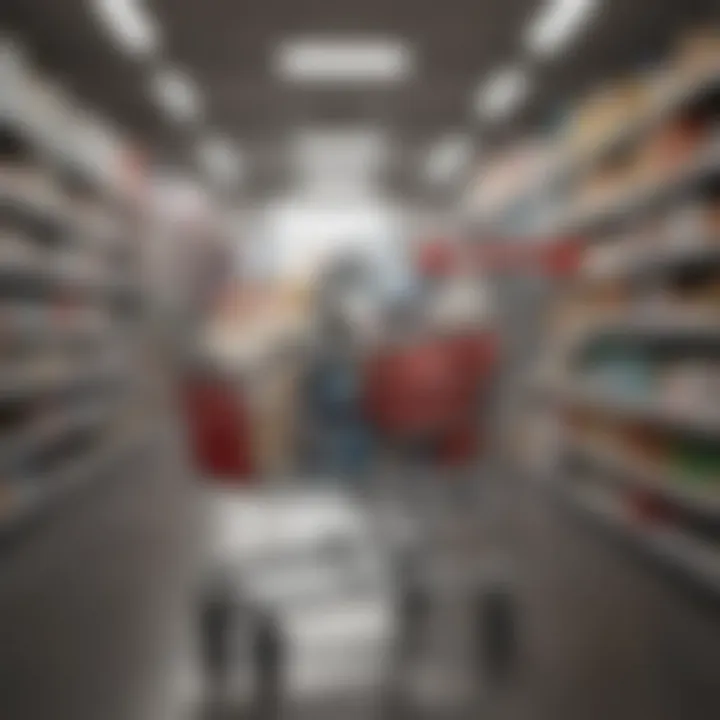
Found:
150,67 -> 202,123
197,135 -> 243,186
92,0 -> 160,58
475,66 -> 530,120
275,36 -> 412,84
526,0 -> 598,57
425,134 -> 473,183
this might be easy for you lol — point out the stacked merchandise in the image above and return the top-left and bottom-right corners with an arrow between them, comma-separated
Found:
557,31 -> 720,232
524,29 -> 720,600
195,280 -> 311,481
0,42 -> 147,532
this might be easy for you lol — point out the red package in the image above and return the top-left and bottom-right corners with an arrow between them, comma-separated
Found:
182,378 -> 255,483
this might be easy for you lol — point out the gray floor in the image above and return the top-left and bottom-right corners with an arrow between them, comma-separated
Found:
1,450 -> 720,720
0,434 -> 202,720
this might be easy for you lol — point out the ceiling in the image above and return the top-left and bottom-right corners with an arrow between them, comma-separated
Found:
2,0 -> 719,204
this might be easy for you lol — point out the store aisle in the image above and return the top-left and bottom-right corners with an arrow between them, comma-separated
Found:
4,453 -> 720,720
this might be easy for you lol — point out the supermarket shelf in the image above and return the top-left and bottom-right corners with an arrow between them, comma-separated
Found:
572,312 -> 720,349
555,482 -> 720,605
0,261 -> 136,304
1,107 -> 124,202
477,69 -> 720,231
1,181 -> 119,251
0,424 -> 153,538
632,242 -> 720,275
0,401 -> 116,469
50,423 -> 151,494
556,138 -> 720,237
0,362 -> 123,402
0,312 -> 109,347
0,264 -> 61,297
564,68 -> 720,183
0,51 -> 146,556
0,180 -> 70,231
569,436 -> 720,520
538,378 -> 720,438
579,239 -> 720,284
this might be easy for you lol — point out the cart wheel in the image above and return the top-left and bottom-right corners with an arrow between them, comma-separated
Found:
198,579 -> 237,714
471,583 -> 518,683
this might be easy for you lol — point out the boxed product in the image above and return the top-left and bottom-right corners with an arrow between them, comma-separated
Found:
672,29 -> 720,81
565,77 -> 656,157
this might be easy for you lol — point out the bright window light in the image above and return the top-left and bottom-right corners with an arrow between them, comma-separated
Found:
266,198 -> 399,279
290,127 -> 389,194
275,36 -> 413,84
91,0 -> 160,58
150,67 -> 202,123
292,127 -> 388,171
474,66 -> 530,120
526,0 -> 598,57
197,135 -> 243,186
425,134 -> 473,183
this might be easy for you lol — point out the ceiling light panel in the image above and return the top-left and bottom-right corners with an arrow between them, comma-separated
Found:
197,136 -> 243,186
425,134 -> 473,183
526,0 -> 599,57
92,0 -> 160,58
475,66 -> 530,120
275,36 -> 413,84
150,67 -> 202,123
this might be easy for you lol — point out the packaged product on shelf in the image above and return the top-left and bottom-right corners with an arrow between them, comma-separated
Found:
636,115 -> 706,181
636,218 -> 667,251
672,29 -> 720,83
566,78 -> 655,158
583,281 -> 631,319
0,151 -> 63,213
707,197 -> 720,237
582,234 -> 641,279
583,346 -> 655,399
0,482 -> 16,520
2,302 -> 46,343
624,425 -> 670,469
67,187 -> 116,248
633,287 -> 683,318
660,360 -> 720,411
576,162 -> 631,212
56,246 -> 104,287
669,438 -> 720,487
672,274 -> 720,314
663,201 -> 719,246
0,230 -> 45,270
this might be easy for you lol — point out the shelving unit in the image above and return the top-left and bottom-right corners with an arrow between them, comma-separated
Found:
574,240 -> 720,287
525,37 -> 720,604
555,135 -> 720,237
559,66 -> 720,184
0,45 -> 148,537
554,482 -> 720,603
475,62 -> 720,239
538,378 -> 720,438
568,434 -> 720,520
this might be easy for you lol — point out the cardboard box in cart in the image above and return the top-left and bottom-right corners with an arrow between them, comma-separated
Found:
193,281 -> 310,481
